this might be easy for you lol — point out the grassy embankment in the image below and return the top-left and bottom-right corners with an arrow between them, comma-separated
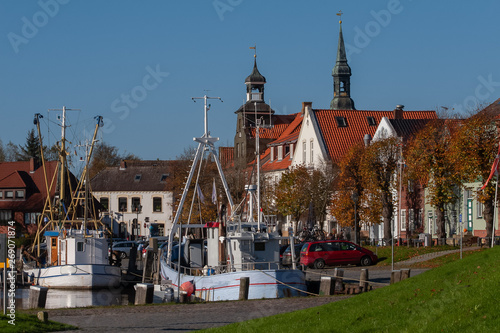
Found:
206,245 -> 500,332
366,244 -> 486,267
0,313 -> 76,333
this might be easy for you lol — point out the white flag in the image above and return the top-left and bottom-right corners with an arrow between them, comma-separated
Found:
212,178 -> 217,204
197,183 -> 205,204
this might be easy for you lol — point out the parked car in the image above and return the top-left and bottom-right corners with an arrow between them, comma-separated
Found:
299,240 -> 378,269
111,241 -> 137,259
282,243 -> 304,267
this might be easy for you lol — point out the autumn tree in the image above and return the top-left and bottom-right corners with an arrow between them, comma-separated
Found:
361,137 -> 400,243
330,143 -> 368,242
406,119 -> 458,240
449,111 -> 498,243
275,165 -> 311,231
309,162 -> 338,231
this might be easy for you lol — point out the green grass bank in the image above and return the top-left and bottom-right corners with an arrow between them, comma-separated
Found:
206,246 -> 500,332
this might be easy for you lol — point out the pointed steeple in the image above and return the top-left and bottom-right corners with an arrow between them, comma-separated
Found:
330,17 -> 355,110
245,54 -> 266,102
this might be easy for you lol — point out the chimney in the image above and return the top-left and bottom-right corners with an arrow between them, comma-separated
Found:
119,160 -> 127,170
363,134 -> 372,147
393,104 -> 404,119
301,102 -> 312,115
29,157 -> 39,173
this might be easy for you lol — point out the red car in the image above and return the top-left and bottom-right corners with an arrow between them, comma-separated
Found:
299,240 -> 378,269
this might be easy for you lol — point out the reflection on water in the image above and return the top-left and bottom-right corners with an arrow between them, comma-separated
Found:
13,287 -> 134,309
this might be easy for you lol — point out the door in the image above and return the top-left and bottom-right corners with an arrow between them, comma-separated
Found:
50,237 -> 59,266
467,198 -> 473,232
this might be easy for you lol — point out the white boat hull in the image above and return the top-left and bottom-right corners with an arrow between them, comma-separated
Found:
26,264 -> 121,289
160,261 -> 307,301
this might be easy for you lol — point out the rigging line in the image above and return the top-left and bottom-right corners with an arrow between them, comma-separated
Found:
185,149 -> 206,236
256,269 -> 317,296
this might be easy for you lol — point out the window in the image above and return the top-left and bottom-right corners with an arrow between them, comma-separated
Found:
289,144 -> 293,158
367,116 -> 376,126
335,116 -> 347,127
270,146 -> 274,161
302,141 -> 306,163
310,141 -> 314,164
24,212 -> 39,225
132,197 -> 141,212
15,190 -> 24,199
401,209 -> 406,231
0,192 -> 3,199
409,209 -> 415,231
407,180 -> 414,193
100,197 -> 109,211
0,210 -> 12,222
254,242 -> 265,251
153,197 -> 162,212
160,174 -> 168,182
477,201 -> 483,218
77,242 -> 84,252
134,174 -> 142,182
428,212 -> 434,235
118,197 -> 127,212
278,146 -> 283,161
5,191 -> 13,199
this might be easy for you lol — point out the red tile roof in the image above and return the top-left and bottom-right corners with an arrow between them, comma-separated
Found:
261,112 -> 304,172
250,114 -> 298,140
0,171 -> 28,188
479,98 -> 500,119
0,160 -> 58,211
314,109 -> 437,162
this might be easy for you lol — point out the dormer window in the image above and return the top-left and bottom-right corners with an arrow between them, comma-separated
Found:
134,174 -> 142,182
160,174 -> 168,182
278,146 -> 283,161
5,191 -> 13,199
367,116 -> 376,126
15,190 -> 24,199
335,116 -> 347,127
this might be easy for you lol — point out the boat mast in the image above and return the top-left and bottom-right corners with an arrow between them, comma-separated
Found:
167,95 -> 234,264
47,106 -> 80,227
255,102 -> 261,232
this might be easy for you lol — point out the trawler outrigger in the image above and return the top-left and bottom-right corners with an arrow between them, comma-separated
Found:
161,96 -> 307,301
24,107 -> 121,289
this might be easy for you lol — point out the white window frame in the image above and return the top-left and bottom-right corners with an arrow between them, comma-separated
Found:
278,146 -> 283,161
302,141 -> 306,163
401,209 -> 406,231
310,140 -> 314,164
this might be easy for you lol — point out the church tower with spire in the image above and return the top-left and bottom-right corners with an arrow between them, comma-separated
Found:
234,51 -> 275,170
330,16 -> 355,110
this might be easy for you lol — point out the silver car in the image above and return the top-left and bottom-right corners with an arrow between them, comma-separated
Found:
111,241 -> 137,259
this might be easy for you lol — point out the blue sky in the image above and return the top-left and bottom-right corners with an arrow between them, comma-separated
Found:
1,0 -> 500,161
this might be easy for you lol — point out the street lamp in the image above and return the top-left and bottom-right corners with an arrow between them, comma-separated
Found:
352,192 -> 359,245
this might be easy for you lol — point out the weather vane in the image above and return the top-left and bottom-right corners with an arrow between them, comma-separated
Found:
249,44 -> 257,58
336,10 -> 343,24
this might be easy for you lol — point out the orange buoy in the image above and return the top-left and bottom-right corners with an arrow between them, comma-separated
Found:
180,281 -> 194,297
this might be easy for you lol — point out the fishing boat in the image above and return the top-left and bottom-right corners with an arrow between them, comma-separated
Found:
161,96 -> 307,301
24,107 -> 121,289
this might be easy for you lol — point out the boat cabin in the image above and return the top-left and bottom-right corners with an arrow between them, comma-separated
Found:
45,230 -> 109,266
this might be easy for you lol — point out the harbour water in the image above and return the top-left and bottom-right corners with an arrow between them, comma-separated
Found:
8,285 -> 163,310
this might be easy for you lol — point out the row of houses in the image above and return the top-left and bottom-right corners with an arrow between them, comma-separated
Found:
2,21 -> 499,242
